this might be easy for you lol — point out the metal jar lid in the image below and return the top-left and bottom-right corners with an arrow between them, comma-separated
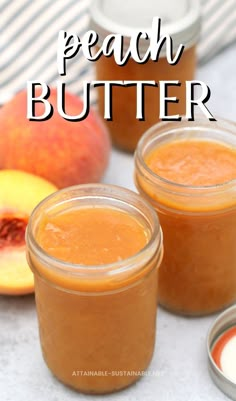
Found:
90,0 -> 201,57
207,304 -> 236,400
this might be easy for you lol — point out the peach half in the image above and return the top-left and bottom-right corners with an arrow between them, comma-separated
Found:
0,170 -> 57,295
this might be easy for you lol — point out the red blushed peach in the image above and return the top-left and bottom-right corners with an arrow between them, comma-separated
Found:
0,88 -> 111,189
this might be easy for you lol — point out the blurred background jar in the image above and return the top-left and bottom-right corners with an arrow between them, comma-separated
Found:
90,0 -> 201,152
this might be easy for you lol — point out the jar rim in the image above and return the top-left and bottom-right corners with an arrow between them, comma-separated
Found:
90,0 -> 201,55
26,183 -> 162,280
207,305 -> 236,400
135,118 -> 236,195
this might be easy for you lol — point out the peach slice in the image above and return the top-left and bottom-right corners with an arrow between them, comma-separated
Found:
0,170 -> 57,295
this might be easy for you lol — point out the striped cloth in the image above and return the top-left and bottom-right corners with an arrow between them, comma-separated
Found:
0,0 -> 94,105
0,0 -> 235,105
198,0 -> 236,63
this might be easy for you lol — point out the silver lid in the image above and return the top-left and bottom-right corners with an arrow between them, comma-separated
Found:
90,0 -> 201,57
207,305 -> 236,401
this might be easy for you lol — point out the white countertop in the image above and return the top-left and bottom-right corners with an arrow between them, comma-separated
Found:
1,43 -> 236,401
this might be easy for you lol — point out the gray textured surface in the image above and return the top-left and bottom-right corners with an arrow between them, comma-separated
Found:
0,44 -> 235,401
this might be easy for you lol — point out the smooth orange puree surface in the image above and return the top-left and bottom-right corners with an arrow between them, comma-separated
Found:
145,139 -> 236,186
36,207 -> 149,265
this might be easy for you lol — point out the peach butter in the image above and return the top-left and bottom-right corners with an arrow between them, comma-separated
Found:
26,185 -> 163,394
135,119 -> 236,315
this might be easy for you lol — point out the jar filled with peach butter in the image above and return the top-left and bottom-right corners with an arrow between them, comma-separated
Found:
90,0 -> 201,152
134,119 -> 236,316
26,184 -> 163,394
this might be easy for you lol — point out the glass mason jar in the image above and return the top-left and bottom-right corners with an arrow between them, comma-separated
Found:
134,119 -> 236,316
26,184 -> 163,394
90,0 -> 201,152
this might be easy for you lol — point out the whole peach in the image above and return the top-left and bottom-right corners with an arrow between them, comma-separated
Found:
0,88 -> 111,188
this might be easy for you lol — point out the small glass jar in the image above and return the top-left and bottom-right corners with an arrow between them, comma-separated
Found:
26,184 -> 163,394
134,119 -> 236,316
90,0 -> 201,152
